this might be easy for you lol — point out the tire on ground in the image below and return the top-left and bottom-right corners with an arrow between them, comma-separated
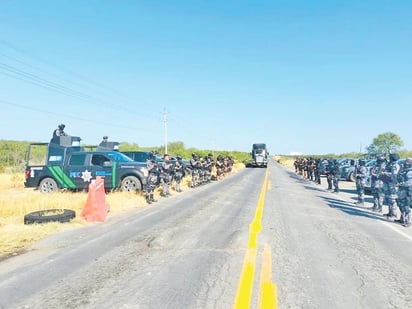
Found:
24,209 -> 76,225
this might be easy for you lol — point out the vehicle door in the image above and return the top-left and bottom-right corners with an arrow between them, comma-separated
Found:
89,153 -> 114,189
66,153 -> 91,190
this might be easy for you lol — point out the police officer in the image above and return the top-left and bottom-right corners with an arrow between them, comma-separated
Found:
354,159 -> 367,205
160,154 -> 173,197
53,124 -> 67,137
190,153 -> 201,186
145,152 -> 159,204
382,153 -> 401,219
314,158 -> 321,185
326,159 -> 340,193
396,158 -> 412,227
371,155 -> 386,212
173,156 -> 185,192
325,159 -> 333,191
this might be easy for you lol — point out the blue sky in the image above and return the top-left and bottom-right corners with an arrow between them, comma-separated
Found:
0,0 -> 411,155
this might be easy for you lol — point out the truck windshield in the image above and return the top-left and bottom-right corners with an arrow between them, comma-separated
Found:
253,143 -> 266,150
108,152 -> 134,162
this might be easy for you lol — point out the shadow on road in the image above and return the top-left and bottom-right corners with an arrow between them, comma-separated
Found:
303,185 -> 325,193
337,187 -> 357,194
321,196 -> 388,223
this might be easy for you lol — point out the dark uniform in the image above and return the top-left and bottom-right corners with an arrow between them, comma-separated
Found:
53,124 -> 66,137
371,156 -> 386,212
145,153 -> 159,204
354,159 -> 367,205
326,159 -> 340,193
382,153 -> 400,219
173,156 -> 185,192
396,158 -> 412,227
160,154 -> 173,197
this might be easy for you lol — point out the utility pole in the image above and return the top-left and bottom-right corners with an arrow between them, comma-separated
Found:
163,109 -> 168,154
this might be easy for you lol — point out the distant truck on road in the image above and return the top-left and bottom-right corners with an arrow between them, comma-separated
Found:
247,143 -> 268,168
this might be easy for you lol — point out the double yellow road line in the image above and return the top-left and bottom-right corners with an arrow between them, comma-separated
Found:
233,168 -> 277,309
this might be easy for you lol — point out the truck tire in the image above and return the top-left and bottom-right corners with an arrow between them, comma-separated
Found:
39,177 -> 58,193
24,209 -> 76,225
121,176 -> 142,192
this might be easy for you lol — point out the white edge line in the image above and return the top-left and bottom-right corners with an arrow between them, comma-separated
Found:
379,220 -> 412,241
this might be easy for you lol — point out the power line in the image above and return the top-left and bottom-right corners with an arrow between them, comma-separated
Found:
0,62 -> 97,102
0,99 -> 148,132
0,40 -> 145,104
0,41 -> 159,119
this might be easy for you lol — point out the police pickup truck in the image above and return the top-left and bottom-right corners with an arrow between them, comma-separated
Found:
24,135 -> 148,193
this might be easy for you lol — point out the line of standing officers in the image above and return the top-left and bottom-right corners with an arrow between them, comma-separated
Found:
144,152 -> 234,204
361,154 -> 412,227
294,158 -> 341,193
294,155 -> 412,227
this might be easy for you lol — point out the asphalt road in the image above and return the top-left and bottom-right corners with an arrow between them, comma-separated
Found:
0,160 -> 411,309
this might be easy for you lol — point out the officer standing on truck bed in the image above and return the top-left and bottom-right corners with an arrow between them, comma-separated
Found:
53,124 -> 67,137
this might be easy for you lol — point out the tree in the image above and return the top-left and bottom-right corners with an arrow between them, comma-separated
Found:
368,132 -> 403,154
167,141 -> 185,155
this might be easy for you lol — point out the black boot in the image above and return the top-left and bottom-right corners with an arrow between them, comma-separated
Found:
150,194 -> 157,202
146,194 -> 152,204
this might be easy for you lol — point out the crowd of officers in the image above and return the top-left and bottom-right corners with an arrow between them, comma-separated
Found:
294,154 -> 412,228
293,158 -> 341,193
144,152 -> 235,204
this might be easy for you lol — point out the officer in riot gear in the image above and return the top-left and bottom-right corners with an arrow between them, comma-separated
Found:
325,159 -> 333,190
331,159 -> 340,193
396,157 -> 412,227
313,158 -> 321,185
160,154 -> 173,197
382,153 -> 401,219
145,152 -> 159,204
354,159 -> 367,205
53,124 -> 67,137
326,159 -> 340,192
190,153 -> 201,187
204,153 -> 214,183
371,155 -> 387,212
173,156 -> 185,192
215,155 -> 225,180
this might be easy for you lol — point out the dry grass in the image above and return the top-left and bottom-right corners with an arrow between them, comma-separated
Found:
273,155 -> 295,168
0,174 -> 149,259
0,163 -> 244,259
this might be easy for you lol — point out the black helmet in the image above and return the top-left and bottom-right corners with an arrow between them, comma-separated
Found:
405,157 -> 412,167
192,153 -> 197,158
389,153 -> 400,162
358,159 -> 366,166
58,124 -> 65,130
177,155 -> 182,160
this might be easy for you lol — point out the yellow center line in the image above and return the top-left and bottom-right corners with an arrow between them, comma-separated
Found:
233,168 -> 277,309
259,244 -> 277,309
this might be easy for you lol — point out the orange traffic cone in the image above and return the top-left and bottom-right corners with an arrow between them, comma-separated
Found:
80,176 -> 110,222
